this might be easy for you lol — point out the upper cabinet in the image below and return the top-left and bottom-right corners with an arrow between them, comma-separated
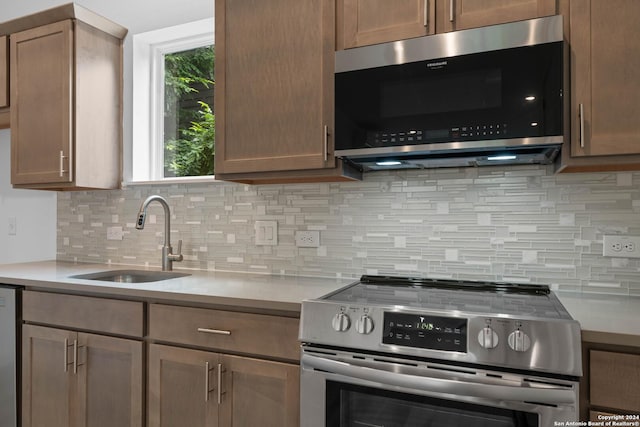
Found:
558,0 -> 640,172
338,0 -> 556,49
0,35 -> 8,129
0,35 -> 7,108
436,0 -> 556,33
3,4 -> 126,190
336,0 -> 435,50
214,0 -> 360,184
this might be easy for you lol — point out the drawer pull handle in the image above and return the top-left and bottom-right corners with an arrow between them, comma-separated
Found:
197,327 -> 232,336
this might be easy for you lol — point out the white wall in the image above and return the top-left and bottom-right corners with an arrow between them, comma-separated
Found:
0,130 -> 56,263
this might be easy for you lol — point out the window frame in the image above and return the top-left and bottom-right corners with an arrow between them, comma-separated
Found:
130,18 -> 215,184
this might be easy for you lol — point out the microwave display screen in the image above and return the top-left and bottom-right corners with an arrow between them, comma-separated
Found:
381,69 -> 502,118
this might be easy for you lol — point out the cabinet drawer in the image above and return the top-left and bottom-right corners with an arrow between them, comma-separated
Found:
23,291 -> 144,337
590,350 -> 640,412
149,304 -> 300,361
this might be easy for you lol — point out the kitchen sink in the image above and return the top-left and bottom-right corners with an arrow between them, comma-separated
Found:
70,270 -> 190,283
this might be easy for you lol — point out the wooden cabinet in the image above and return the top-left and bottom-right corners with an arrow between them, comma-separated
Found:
581,340 -> 640,420
590,350 -> 640,413
22,291 -> 144,427
6,4 -> 126,190
336,0 -> 435,50
338,0 -> 556,49
558,0 -> 640,172
0,35 -> 8,129
436,0 -> 556,33
214,0 -> 360,184
0,35 -> 7,108
148,304 -> 300,427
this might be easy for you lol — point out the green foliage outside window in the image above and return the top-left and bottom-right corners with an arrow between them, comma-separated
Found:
163,45 -> 215,177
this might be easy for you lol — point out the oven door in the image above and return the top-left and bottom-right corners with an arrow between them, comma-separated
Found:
300,348 -> 578,427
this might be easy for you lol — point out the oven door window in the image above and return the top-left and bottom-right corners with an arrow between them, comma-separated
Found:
326,381 -> 538,427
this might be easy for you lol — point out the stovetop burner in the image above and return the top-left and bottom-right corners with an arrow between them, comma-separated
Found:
323,275 -> 570,320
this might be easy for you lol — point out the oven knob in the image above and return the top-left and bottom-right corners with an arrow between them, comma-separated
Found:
477,326 -> 499,349
508,330 -> 531,352
331,312 -> 351,332
355,314 -> 374,335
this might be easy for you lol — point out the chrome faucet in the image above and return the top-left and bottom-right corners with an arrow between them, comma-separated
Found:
135,195 -> 183,271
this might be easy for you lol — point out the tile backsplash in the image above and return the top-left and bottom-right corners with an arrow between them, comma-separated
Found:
57,165 -> 640,295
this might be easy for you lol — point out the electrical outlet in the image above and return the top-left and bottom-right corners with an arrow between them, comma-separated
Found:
295,230 -> 320,248
603,235 -> 640,258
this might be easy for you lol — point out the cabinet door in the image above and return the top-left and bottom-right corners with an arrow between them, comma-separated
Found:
0,35 -> 7,108
22,325 -> 77,427
337,0 -> 435,49
148,344 -> 219,427
10,20 -> 73,185
214,0 -> 335,175
219,354 -> 300,427
570,0 -> 640,157
76,333 -> 143,427
437,0 -> 556,33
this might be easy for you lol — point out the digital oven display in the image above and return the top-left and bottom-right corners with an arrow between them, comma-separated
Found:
382,312 -> 468,353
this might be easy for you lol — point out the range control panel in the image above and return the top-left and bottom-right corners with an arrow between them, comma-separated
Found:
382,312 -> 468,352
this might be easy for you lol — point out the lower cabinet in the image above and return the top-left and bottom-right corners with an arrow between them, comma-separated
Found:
21,290 -> 145,427
22,324 -> 143,427
147,303 -> 301,427
581,340 -> 640,420
148,344 -> 300,427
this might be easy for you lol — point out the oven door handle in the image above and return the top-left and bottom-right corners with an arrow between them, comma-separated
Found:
302,354 -> 576,405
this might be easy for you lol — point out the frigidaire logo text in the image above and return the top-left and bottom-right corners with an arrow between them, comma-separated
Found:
427,60 -> 448,68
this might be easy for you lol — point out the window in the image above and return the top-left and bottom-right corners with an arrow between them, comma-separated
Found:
131,18 -> 215,183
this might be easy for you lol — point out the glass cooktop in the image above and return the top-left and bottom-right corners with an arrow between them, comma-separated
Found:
323,275 -> 572,320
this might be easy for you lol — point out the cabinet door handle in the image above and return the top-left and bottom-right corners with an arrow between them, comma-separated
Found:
423,0 -> 429,27
197,327 -> 232,336
59,150 -> 68,177
579,103 -> 585,149
449,0 -> 455,22
323,125 -> 329,163
73,340 -> 78,374
217,363 -> 226,405
64,338 -> 69,372
205,361 -> 215,402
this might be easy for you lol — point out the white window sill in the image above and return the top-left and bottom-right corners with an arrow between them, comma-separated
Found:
123,176 -> 222,187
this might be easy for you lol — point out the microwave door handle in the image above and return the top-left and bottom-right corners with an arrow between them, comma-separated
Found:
302,354 -> 576,406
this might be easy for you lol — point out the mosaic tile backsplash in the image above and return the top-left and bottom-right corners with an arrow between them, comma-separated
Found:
57,165 -> 640,295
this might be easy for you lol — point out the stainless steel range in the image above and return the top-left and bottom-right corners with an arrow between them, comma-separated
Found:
299,275 -> 582,427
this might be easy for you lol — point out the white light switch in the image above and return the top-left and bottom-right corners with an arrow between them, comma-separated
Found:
255,221 -> 278,246
8,217 -> 16,236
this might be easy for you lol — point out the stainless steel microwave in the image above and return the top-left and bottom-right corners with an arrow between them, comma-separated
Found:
334,15 -> 564,170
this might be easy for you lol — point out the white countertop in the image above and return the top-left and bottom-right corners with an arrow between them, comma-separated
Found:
556,292 -> 640,346
1,261 -> 638,344
0,260 -> 351,313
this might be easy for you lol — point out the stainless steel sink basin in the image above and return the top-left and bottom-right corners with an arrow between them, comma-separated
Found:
70,270 -> 190,283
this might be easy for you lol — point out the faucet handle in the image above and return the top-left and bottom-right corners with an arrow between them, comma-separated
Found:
168,240 -> 184,263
